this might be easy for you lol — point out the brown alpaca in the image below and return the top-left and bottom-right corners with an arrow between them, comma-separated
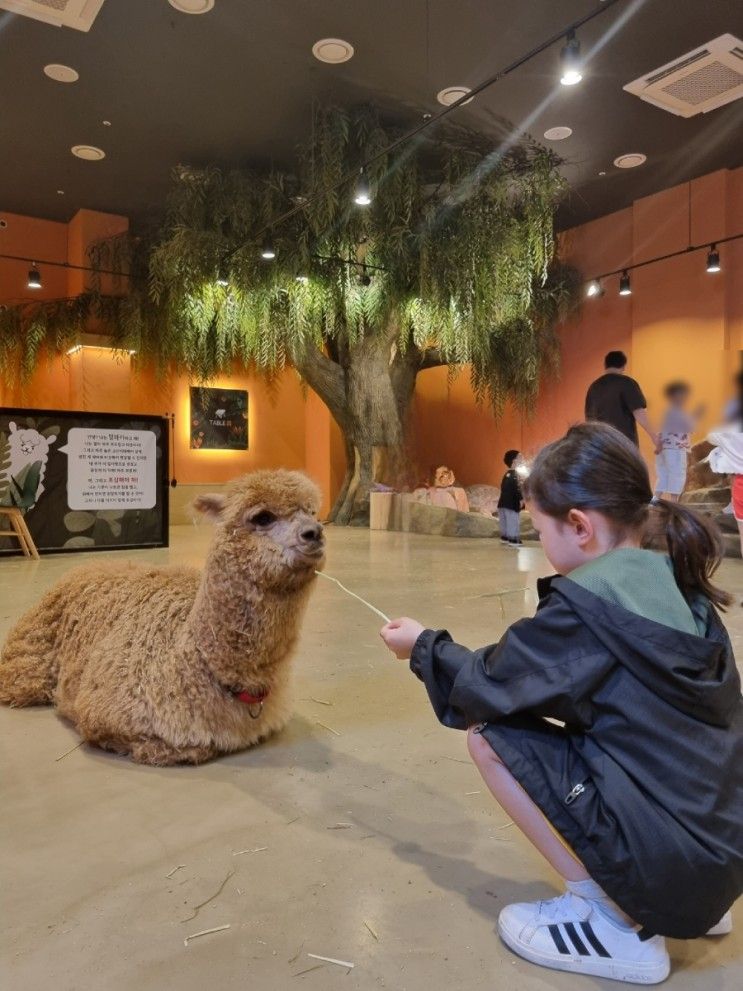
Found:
0,469 -> 325,766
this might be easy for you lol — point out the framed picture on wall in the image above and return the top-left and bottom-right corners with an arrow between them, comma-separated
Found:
190,387 -> 248,450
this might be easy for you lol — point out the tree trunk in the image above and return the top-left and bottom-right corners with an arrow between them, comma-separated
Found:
296,329 -> 427,526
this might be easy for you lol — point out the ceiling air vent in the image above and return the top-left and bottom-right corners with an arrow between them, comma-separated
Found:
624,34 -> 743,117
0,0 -> 105,32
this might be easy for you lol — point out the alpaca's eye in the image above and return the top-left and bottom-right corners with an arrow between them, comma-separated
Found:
250,510 -> 277,528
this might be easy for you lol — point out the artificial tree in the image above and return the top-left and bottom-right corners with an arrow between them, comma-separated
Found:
0,106 -> 578,523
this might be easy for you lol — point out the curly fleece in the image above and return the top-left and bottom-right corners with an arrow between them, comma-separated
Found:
0,469 -> 324,766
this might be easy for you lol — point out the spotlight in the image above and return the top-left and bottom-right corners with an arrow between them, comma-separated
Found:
619,270 -> 632,296
27,264 -> 42,289
706,245 -> 721,273
216,263 -> 229,287
354,169 -> 372,206
560,30 -> 583,86
260,240 -> 276,260
586,279 -> 601,298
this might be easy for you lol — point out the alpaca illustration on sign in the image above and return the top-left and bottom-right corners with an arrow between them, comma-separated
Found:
0,422 -> 57,512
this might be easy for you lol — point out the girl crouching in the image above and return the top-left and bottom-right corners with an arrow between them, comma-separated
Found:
381,422 -> 743,984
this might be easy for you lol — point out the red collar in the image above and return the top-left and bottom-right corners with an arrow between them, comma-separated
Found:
234,689 -> 269,706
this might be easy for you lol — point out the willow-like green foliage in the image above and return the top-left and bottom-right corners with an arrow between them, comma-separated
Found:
0,105 -> 578,410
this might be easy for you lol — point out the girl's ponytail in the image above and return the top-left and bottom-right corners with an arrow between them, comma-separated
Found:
644,500 -> 732,610
525,423 -> 732,611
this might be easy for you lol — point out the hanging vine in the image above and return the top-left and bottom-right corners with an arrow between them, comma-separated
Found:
0,105 -> 580,521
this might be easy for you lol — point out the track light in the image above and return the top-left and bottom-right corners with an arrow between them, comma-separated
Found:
354,169 -> 372,206
706,245 -> 721,273
27,264 -> 42,289
586,279 -> 601,298
216,263 -> 229,287
260,239 -> 276,260
619,271 -> 632,296
560,30 -> 583,86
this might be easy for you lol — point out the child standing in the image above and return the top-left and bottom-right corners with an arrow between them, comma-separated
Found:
654,380 -> 701,501
381,423 -> 742,985
497,449 -> 523,546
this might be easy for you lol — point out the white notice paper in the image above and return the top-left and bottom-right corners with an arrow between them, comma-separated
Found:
60,428 -> 157,510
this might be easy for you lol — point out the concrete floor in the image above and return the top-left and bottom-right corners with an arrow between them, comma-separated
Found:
1,527 -> 741,991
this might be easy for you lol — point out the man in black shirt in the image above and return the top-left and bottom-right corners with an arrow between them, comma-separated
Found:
585,351 -> 658,447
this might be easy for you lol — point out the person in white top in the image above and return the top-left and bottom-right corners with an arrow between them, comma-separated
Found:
654,381 -> 703,502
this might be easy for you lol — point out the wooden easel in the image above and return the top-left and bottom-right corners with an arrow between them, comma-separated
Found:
0,507 -> 40,559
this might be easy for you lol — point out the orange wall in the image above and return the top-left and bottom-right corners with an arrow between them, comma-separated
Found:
130,364 -> 308,485
0,212 -> 69,305
414,166 -> 743,486
0,207 -> 341,513
5,165 -> 742,510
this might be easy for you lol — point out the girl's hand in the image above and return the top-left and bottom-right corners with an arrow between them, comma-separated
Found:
380,618 -> 425,659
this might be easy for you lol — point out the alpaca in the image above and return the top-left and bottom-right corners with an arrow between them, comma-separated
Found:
0,469 -> 324,766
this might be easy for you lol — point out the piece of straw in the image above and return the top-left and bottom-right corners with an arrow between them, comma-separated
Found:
316,721 -> 341,737
364,921 -> 379,941
55,740 -> 84,761
184,924 -> 230,946
307,953 -> 355,969
315,570 -> 390,623
181,870 -> 234,923
166,864 -> 186,879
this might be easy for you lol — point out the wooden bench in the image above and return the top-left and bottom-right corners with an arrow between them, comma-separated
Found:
0,507 -> 40,559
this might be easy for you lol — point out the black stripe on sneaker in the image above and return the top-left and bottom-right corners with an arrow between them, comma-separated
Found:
563,922 -> 590,956
548,924 -> 570,955
579,921 -> 612,958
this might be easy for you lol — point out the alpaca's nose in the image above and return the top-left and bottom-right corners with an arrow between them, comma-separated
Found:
300,523 -> 323,544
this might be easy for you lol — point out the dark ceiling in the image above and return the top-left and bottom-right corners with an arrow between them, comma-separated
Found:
1,0 -> 742,230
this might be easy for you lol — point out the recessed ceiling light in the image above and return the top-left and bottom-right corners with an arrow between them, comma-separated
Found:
57,189 -> 65,195
71,145 -> 106,161
437,86 -> 473,106
102,119 -> 112,126
614,153 -> 647,169
168,0 -> 215,12
544,126 -> 573,141
44,64 -> 79,83
312,38 -> 354,63
598,170 -> 606,176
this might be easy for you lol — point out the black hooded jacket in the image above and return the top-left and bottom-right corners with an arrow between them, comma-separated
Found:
410,575 -> 743,938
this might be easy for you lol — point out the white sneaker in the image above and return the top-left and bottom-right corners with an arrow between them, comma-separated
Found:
498,891 -> 670,984
706,910 -> 733,936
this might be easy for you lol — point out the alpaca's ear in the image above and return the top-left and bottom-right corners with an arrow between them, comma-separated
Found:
192,493 -> 227,522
